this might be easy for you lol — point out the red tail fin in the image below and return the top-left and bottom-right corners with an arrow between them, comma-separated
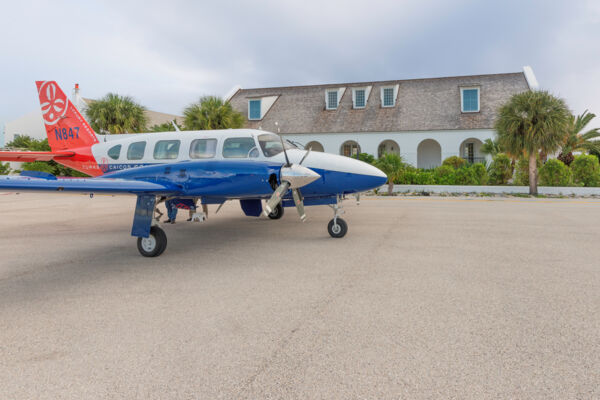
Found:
36,81 -> 99,151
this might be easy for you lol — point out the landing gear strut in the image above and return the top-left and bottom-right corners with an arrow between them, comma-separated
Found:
327,197 -> 347,238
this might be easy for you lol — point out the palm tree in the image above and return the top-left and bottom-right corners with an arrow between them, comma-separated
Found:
374,153 -> 405,195
557,110 -> 600,166
480,138 -> 503,157
85,93 -> 148,134
183,96 -> 244,130
495,90 -> 570,195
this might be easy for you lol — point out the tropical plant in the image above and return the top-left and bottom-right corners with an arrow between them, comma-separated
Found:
150,119 -> 183,132
85,93 -> 148,134
184,96 -> 244,130
514,157 -> 541,186
433,165 -> 455,185
374,153 -> 405,194
442,155 -> 466,169
571,154 -> 600,187
487,153 -> 513,185
358,153 -> 375,164
495,90 -> 570,194
538,159 -> 571,187
0,162 -> 11,175
5,135 -> 87,177
481,138 -> 503,157
471,163 -> 489,185
558,110 -> 600,166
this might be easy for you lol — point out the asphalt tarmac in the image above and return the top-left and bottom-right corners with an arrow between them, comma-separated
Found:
0,193 -> 599,399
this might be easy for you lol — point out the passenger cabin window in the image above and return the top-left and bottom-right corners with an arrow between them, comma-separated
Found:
153,140 -> 180,160
127,141 -> 146,160
190,139 -> 217,159
258,133 -> 296,157
222,137 -> 259,158
108,145 -> 121,160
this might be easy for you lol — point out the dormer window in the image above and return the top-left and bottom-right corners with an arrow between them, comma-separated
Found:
381,85 -> 398,107
326,90 -> 338,110
460,87 -> 480,113
248,99 -> 262,120
353,89 -> 366,108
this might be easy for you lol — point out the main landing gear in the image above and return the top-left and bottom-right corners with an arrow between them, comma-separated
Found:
137,225 -> 167,257
327,198 -> 348,238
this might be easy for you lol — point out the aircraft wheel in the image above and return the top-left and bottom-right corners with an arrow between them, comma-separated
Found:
137,226 -> 167,257
268,203 -> 284,220
327,218 -> 348,238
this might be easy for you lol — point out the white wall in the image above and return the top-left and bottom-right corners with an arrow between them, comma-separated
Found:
282,129 -> 496,167
4,110 -> 47,145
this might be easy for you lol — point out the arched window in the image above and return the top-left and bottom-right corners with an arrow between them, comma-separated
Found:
378,140 -> 400,158
417,139 -> 441,169
305,141 -> 324,152
340,141 -> 361,158
459,138 -> 485,164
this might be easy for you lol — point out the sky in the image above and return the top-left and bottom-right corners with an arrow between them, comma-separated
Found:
1,0 -> 599,133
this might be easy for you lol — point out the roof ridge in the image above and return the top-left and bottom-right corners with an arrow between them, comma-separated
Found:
240,71 -> 525,91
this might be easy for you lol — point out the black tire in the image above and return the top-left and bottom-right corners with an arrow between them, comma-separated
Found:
327,218 -> 348,238
137,226 -> 167,257
268,203 -> 284,220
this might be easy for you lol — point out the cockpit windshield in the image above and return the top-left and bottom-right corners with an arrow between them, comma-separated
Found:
258,134 -> 298,157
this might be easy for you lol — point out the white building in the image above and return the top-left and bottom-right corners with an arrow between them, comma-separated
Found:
228,67 -> 539,167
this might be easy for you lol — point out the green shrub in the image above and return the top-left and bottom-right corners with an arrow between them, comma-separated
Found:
571,154 -> 600,187
442,156 -> 466,169
471,163 -> 489,185
488,153 -> 513,185
414,171 -> 436,185
454,166 -> 478,185
0,162 -> 11,175
514,157 -> 541,186
539,159 -> 571,186
358,153 -> 375,164
433,165 -> 456,185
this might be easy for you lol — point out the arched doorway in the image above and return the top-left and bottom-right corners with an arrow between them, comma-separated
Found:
378,140 -> 400,158
417,139 -> 442,169
459,138 -> 484,164
305,141 -> 324,152
340,140 -> 361,158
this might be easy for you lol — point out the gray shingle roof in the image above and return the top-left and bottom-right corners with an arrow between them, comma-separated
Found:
229,72 -> 530,133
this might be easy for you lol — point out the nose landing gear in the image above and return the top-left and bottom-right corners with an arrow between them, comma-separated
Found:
327,198 -> 347,238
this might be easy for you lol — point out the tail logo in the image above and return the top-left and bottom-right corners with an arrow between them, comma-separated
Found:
39,81 -> 68,125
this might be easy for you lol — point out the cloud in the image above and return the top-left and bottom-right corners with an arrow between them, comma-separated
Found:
1,0 -> 599,131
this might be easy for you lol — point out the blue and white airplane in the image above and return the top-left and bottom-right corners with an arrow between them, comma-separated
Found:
0,81 -> 387,257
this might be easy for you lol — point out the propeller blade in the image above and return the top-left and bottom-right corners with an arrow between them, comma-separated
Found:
292,188 -> 306,222
279,135 -> 291,167
298,147 -> 312,165
263,181 -> 290,216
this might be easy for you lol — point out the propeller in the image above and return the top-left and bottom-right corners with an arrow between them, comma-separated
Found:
263,141 -> 318,221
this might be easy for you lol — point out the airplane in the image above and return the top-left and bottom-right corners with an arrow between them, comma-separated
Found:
0,81 -> 387,257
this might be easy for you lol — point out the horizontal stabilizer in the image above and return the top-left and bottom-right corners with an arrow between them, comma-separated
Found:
0,150 -> 75,162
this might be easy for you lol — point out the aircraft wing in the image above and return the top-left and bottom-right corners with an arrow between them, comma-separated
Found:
0,174 -> 181,196
0,150 -> 75,162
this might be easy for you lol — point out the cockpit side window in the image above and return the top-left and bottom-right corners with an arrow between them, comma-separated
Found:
222,137 -> 259,158
258,134 -> 297,157
190,139 -> 217,159
108,145 -> 121,160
